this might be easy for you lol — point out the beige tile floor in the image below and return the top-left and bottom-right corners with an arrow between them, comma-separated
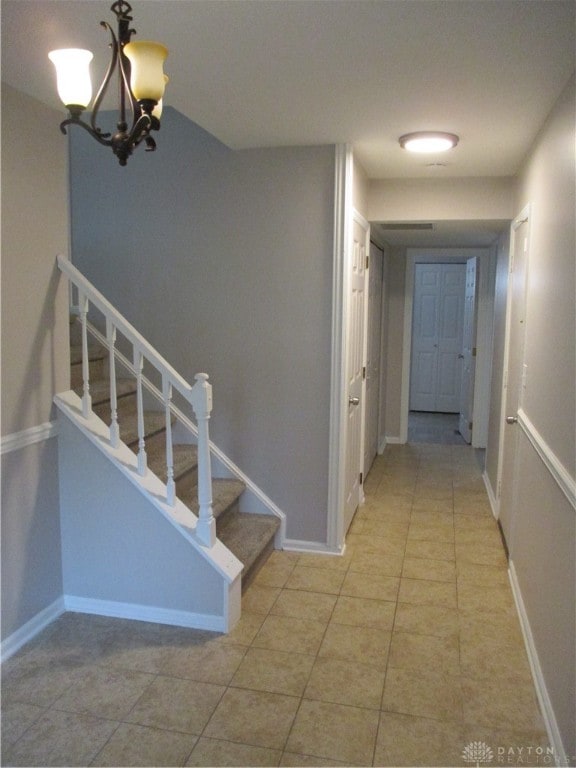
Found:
2,444 -> 550,767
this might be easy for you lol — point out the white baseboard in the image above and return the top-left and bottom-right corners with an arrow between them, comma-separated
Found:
282,539 -> 345,556
508,561 -> 568,767
482,470 -> 499,520
384,435 -> 403,444
1,598 -> 65,662
63,596 -> 227,633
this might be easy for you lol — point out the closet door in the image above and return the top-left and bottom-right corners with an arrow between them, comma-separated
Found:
410,263 -> 465,412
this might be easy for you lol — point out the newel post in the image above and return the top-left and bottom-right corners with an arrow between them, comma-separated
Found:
192,373 -> 216,547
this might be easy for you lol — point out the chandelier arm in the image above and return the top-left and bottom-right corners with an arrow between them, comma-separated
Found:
144,135 -> 157,152
126,112 -> 153,146
59,117 -> 113,147
90,21 -> 120,135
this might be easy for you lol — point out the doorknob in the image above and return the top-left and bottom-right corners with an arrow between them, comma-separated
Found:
458,354 -> 464,359
506,416 -> 518,424
349,396 -> 360,406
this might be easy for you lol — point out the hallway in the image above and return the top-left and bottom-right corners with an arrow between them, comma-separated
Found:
2,444 -> 549,767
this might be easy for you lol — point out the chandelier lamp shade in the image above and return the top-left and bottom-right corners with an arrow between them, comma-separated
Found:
49,0 -> 168,166
399,131 -> 459,153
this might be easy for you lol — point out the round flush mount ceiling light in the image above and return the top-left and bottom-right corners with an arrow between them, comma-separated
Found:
399,131 -> 459,153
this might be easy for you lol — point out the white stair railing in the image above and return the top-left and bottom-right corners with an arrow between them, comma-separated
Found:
58,254 -> 216,548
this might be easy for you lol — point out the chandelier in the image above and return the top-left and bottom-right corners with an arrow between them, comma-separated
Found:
49,1 -> 168,166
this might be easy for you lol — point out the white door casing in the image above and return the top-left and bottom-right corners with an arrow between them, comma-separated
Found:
400,248 -> 494,446
459,257 -> 479,443
409,263 -> 466,413
497,207 -> 530,545
343,211 -> 369,535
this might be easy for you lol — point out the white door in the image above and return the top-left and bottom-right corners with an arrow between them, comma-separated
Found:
410,263 -> 466,412
343,212 -> 368,534
364,242 -> 383,475
459,257 -> 478,443
498,213 -> 529,545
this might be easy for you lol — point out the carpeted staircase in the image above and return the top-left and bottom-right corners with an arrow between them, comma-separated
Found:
70,320 -> 280,589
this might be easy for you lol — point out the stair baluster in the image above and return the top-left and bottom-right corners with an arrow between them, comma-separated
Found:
106,319 -> 120,449
192,373 -> 216,547
78,292 -> 92,419
133,349 -> 148,476
59,256 -> 284,558
163,377 -> 176,506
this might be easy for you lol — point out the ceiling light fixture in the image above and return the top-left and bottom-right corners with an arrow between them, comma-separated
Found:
49,0 -> 168,166
399,132 -> 459,153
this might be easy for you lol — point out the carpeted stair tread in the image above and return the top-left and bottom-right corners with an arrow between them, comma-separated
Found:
93,395 -> 169,446
69,318 -> 280,588
218,513 -> 280,574
75,378 -> 136,406
184,478 -> 246,522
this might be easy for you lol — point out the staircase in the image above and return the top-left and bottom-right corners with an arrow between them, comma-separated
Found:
68,319 -> 280,591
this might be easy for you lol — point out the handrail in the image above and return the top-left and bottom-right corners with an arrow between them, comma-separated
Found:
57,254 -> 216,547
58,254 -> 192,397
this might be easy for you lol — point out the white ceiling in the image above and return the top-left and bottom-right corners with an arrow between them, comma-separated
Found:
3,0 -> 574,178
2,0 -> 574,245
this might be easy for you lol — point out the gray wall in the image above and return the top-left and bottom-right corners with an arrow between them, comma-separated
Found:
1,84 -> 70,641
59,417 -> 225,619
383,246 -> 408,440
70,109 -> 336,544
508,73 -> 575,761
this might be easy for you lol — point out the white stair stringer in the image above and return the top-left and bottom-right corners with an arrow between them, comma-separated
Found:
55,390 -> 243,633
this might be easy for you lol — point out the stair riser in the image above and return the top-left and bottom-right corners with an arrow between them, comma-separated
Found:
241,536 -> 277,592
214,501 -> 242,534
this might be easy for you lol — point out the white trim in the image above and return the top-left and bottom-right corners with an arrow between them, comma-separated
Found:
495,204 -> 531,509
384,435 -> 403,445
517,408 -> 576,509
356,208 -> 371,510
377,436 -> 388,454
54,390 -> 243,584
63,595 -> 228,633
1,598 -> 65,662
482,470 -> 499,519
327,143 -> 353,550
400,248 -> 494,445
1,421 -> 59,455
508,561 -> 568,767
282,539 -> 345,556
85,319 -> 287,540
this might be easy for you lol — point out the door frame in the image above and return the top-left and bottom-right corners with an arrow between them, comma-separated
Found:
399,247 -> 496,446
495,204 -> 530,516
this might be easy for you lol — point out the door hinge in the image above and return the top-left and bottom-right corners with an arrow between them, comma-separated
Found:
359,472 -> 363,485
469,421 -> 473,431
472,347 -> 477,357
362,366 -> 366,380
365,255 -> 369,270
